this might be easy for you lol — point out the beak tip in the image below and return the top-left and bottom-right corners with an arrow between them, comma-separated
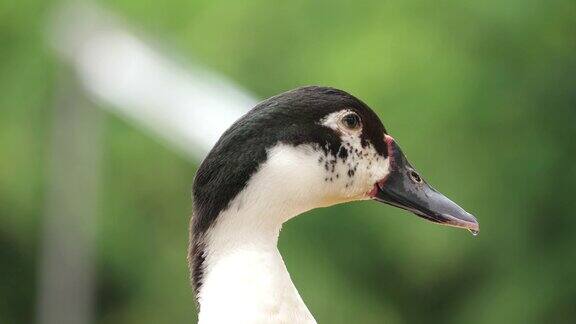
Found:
441,212 -> 479,234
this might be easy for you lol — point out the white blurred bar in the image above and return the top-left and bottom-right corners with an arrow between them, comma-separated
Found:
50,2 -> 256,158
37,72 -> 101,324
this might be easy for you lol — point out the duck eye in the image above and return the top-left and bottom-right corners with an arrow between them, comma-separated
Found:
341,113 -> 361,130
409,170 -> 422,183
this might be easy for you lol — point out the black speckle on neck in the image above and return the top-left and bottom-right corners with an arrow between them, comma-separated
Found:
338,146 -> 348,160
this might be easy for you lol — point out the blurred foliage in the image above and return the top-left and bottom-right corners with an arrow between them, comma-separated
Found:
1,0 -> 576,323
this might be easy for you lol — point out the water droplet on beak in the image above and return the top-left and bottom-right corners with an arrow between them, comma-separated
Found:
468,229 -> 479,236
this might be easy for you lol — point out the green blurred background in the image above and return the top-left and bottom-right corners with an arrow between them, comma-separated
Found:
1,0 -> 575,323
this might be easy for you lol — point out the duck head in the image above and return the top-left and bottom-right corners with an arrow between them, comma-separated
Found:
191,86 -> 479,298
193,85 -> 478,236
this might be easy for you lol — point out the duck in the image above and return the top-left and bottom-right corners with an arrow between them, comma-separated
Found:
188,86 -> 479,324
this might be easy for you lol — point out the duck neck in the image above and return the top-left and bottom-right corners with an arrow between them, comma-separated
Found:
196,202 -> 316,324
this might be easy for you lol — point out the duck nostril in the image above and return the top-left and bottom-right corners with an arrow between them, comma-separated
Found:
409,170 -> 422,183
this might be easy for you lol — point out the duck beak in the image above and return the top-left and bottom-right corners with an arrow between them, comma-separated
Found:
372,135 -> 479,234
